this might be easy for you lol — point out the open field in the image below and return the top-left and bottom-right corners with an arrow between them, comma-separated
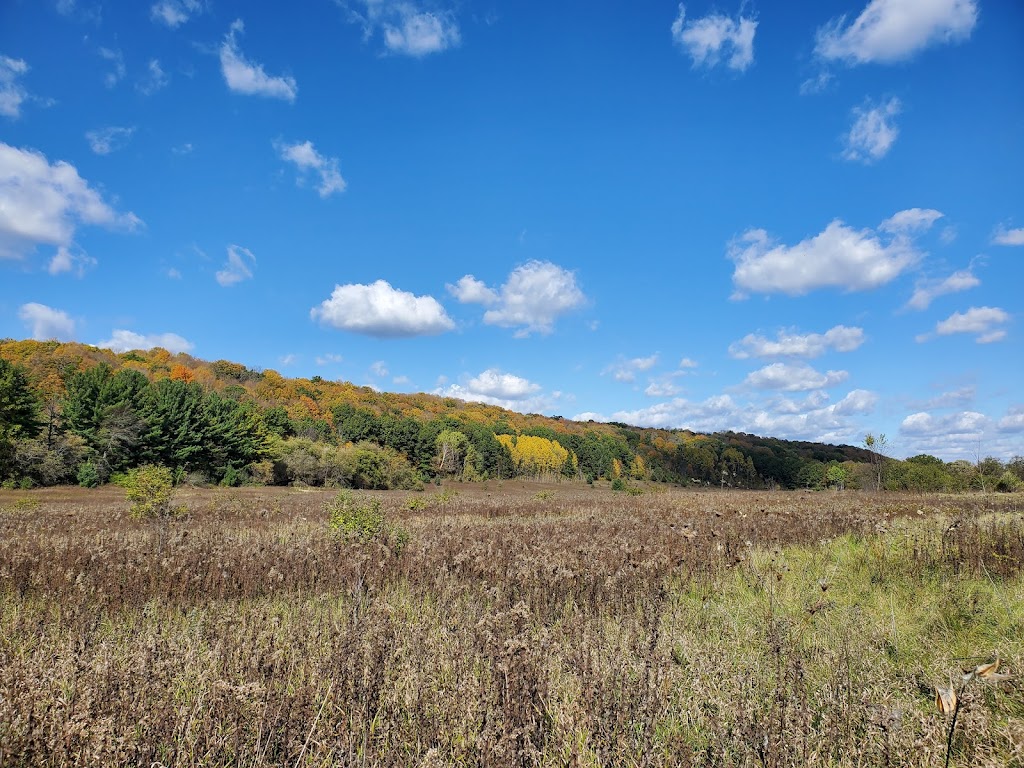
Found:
1,483 -> 1022,767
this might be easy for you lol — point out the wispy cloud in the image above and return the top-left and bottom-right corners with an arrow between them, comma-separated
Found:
917,306 -> 1010,344
276,140 -> 345,197
150,0 -> 202,28
906,267 -> 979,310
843,97 -> 901,163
0,56 -> 30,118
85,125 -> 135,155
220,20 -> 297,101
671,4 -> 757,72
98,47 -> 125,88
345,1 -> 461,57
215,244 -> 256,286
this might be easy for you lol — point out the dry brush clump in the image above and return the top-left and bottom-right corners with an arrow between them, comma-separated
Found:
0,484 -> 1022,766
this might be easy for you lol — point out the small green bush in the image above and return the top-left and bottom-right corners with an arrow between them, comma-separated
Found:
77,462 -> 100,488
124,464 -> 183,521
327,491 -> 409,553
327,491 -> 385,541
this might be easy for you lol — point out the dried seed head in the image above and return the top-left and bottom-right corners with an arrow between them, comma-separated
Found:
936,685 -> 957,715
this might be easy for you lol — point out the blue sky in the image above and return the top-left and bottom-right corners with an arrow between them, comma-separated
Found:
1,0 -> 1022,460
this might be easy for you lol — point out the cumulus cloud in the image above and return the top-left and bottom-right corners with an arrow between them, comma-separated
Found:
906,268 -> 979,310
0,142 -> 141,263
311,279 -> 455,338
729,210 -> 935,297
99,48 -> 125,89
220,20 -> 297,101
918,306 -> 1011,344
138,59 -> 170,95
150,0 -> 202,28
0,56 -> 30,118
578,389 -> 877,445
843,97 -> 901,163
671,4 -> 757,72
18,303 -> 76,341
729,325 -> 865,359
86,126 -> 135,155
446,275 -> 498,305
215,244 -> 256,286
744,362 -> 849,392
346,1 -> 461,57
992,226 -> 1024,246
901,410 -> 987,437
815,0 -> 978,65
451,260 -> 586,337
98,329 -> 194,354
434,369 -> 558,413
276,140 -> 345,197
900,406 -> 1023,460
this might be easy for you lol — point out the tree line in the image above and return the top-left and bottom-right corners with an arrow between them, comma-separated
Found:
1,342 -> 1021,493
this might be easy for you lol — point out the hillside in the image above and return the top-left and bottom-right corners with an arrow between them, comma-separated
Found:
1,339 -> 1017,492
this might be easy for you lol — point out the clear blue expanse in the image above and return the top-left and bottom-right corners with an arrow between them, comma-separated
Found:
1,0 -> 1022,460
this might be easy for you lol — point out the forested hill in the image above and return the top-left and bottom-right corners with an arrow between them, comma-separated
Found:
1,339 -> 1018,492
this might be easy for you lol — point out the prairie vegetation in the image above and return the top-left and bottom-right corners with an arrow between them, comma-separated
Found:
1,484 -> 1022,766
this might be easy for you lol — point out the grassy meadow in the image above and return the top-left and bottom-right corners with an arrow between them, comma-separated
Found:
1,483 -> 1022,767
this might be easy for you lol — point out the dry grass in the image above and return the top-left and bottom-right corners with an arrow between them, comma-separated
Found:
1,483 -> 1022,767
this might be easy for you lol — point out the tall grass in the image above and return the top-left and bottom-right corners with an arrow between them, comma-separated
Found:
0,485 -> 1021,766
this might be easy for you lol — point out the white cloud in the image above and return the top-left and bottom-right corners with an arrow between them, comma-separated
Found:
370,361 -> 389,377
799,71 -> 833,95
0,56 -> 30,118
98,329 -> 194,354
466,368 -> 541,400
744,362 -> 849,392
316,353 -> 343,365
215,244 -> 256,286
729,325 -> 865,359
604,354 -> 659,383
150,0 -> 202,28
0,142 -> 141,262
138,59 -> 170,95
998,408 -> 1024,433
992,226 -> 1024,246
452,260 -> 586,337
729,211 -> 931,297
906,268 -> 979,310
923,306 -> 1010,343
435,369 -> 556,413
99,47 -> 125,89
276,140 -> 345,197
880,207 -> 943,233
843,97 -> 901,163
671,4 -> 757,72
446,274 -> 498,304
645,377 -> 684,398
901,410 -> 987,437
18,303 -> 76,341
279,354 -> 298,366
679,357 -> 699,369
348,1 -> 461,57
578,388 -> 877,445
816,0 -> 978,65
86,126 -> 135,155
47,245 -> 96,277
220,20 -> 297,101
311,279 -> 455,338
910,386 -> 975,410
